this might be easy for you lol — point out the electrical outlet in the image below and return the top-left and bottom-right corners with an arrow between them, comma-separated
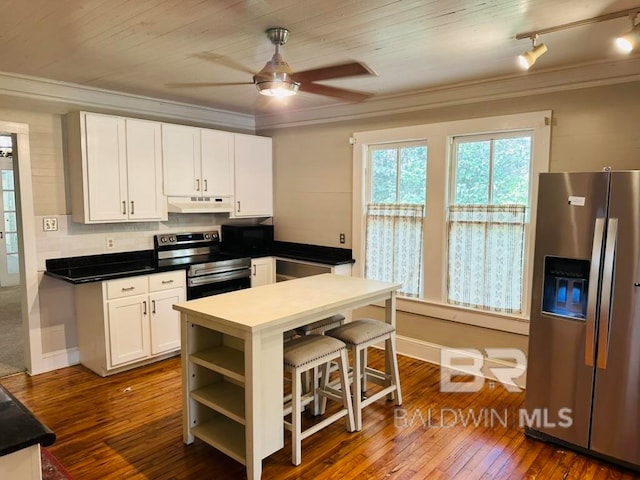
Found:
339,233 -> 346,244
106,236 -> 115,249
43,217 -> 58,231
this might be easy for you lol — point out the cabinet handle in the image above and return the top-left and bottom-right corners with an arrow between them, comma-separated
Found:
204,179 -> 208,192
143,300 -> 147,315
237,201 -> 241,213
161,279 -> 174,284
152,300 -> 156,314
121,286 -> 135,292
253,265 -> 256,276
122,201 -> 126,215
131,201 -> 135,215
196,179 -> 200,191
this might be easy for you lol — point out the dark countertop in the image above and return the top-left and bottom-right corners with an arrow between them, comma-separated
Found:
0,385 -> 55,457
45,250 -> 158,284
271,241 -> 354,265
45,242 -> 354,285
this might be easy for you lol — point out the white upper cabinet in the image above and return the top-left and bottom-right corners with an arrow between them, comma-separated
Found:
201,128 -> 234,197
162,124 -> 233,197
67,111 -> 166,223
161,123 -> 201,196
232,133 -> 273,218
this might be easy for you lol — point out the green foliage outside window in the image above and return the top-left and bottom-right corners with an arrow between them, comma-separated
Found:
454,136 -> 531,205
371,146 -> 427,205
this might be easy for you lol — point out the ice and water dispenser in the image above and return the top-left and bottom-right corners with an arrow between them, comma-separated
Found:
542,256 -> 590,319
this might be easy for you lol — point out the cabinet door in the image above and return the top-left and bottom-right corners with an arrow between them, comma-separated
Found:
162,123 -> 201,196
251,257 -> 275,287
84,113 -> 128,222
201,129 -> 234,197
233,134 -> 273,217
125,119 -> 165,220
149,288 -> 184,355
107,295 -> 150,367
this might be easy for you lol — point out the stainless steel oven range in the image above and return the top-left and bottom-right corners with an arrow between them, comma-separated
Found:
154,231 -> 251,300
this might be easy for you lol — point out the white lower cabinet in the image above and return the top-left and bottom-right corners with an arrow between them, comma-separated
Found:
250,257 -> 275,287
76,270 -> 185,376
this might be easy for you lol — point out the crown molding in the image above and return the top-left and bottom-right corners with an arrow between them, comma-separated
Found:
0,71 -> 255,132
2,57 -> 640,133
254,57 -> 640,130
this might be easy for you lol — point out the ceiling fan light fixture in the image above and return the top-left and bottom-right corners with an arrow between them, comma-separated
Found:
256,79 -> 300,97
253,48 -> 300,97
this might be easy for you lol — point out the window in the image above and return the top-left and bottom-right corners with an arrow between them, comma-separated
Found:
365,143 -> 426,296
352,112 -> 551,333
447,134 -> 532,313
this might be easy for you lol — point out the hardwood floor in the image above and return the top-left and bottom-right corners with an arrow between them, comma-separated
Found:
1,352 -> 638,480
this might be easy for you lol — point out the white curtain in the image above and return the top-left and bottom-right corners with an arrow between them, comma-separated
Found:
365,203 -> 423,297
447,204 -> 526,313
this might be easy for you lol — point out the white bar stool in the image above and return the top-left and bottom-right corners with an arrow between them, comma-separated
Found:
325,318 -> 402,431
295,314 -> 345,412
283,334 -> 355,466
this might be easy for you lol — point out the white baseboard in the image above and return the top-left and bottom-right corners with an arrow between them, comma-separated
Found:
394,335 -> 527,390
34,347 -> 80,375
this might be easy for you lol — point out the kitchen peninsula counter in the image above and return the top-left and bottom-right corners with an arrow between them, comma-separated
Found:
173,273 -> 400,480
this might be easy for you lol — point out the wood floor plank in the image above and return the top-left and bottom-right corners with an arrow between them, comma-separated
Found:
1,352 -> 638,479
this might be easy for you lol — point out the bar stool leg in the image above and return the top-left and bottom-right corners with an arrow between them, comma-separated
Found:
292,366 -> 303,466
338,349 -> 355,432
352,344 -> 364,431
386,336 -> 402,404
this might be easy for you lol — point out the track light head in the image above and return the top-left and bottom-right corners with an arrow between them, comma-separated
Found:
615,18 -> 640,53
518,38 -> 548,70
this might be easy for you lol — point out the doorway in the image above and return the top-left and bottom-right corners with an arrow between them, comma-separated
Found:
0,135 -> 23,377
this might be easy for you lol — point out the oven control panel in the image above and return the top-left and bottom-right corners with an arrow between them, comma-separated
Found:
155,231 -> 219,247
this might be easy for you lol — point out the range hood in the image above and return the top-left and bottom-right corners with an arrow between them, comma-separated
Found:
166,196 -> 233,214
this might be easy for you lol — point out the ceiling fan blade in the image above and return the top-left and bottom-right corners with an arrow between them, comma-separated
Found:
292,62 -> 376,83
166,81 -> 254,88
298,83 -> 372,102
193,53 -> 257,76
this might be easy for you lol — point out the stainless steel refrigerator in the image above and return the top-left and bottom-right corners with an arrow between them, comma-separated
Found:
525,170 -> 640,470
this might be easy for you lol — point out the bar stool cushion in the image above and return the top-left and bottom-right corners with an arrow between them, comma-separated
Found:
284,335 -> 347,368
296,314 -> 345,335
326,318 -> 394,346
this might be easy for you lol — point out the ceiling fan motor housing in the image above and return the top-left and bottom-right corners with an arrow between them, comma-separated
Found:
266,27 -> 290,46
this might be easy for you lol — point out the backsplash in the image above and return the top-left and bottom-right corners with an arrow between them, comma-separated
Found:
34,213 -> 228,271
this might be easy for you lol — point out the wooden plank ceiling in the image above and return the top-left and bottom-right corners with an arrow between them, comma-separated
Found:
1,0 -> 639,116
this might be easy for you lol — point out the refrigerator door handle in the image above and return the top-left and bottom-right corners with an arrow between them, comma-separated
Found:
585,217 -> 605,367
596,218 -> 618,370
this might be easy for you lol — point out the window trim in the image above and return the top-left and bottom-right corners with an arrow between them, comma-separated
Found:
352,111 -> 552,334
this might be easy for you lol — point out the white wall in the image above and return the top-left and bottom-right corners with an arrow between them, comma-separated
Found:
3,80 -> 640,373
260,81 -> 640,361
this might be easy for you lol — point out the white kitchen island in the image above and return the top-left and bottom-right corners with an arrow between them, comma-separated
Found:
173,273 -> 401,480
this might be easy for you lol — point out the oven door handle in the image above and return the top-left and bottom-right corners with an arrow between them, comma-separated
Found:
188,269 -> 250,287
189,264 -> 249,277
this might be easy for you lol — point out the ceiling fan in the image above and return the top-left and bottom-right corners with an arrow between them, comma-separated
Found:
168,27 -> 376,102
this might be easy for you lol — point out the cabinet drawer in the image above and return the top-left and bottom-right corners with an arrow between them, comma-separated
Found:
106,276 -> 148,300
149,270 -> 186,292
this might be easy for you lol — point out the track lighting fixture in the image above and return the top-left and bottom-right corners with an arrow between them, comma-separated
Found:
615,13 -> 640,53
516,7 -> 640,70
518,35 -> 547,70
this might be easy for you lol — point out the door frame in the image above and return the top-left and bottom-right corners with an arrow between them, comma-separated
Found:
0,155 -> 20,286
0,120 -> 43,375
